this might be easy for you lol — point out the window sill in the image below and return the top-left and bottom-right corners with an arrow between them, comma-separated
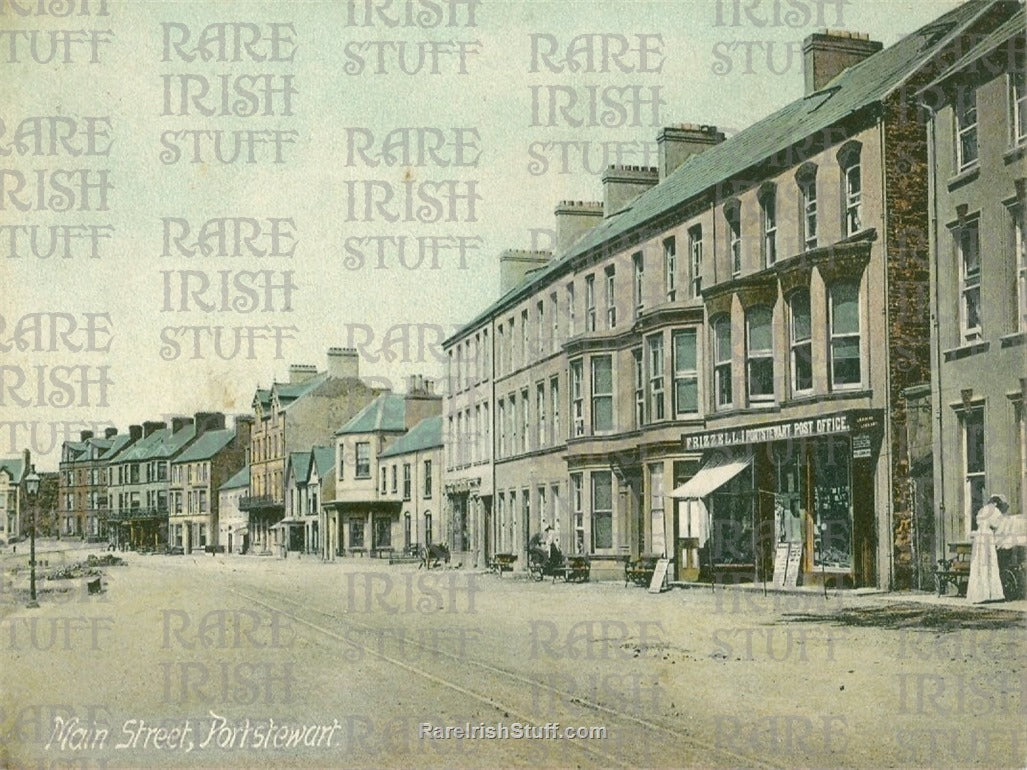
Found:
1003,143 -> 1026,164
942,340 -> 990,361
999,332 -> 1025,348
947,165 -> 980,191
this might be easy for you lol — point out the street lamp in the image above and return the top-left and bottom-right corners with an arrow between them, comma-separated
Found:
24,467 -> 40,609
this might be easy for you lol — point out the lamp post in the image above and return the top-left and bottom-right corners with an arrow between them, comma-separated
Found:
25,467 -> 40,608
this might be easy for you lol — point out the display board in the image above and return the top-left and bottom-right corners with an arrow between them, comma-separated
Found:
648,558 -> 671,593
772,543 -> 791,588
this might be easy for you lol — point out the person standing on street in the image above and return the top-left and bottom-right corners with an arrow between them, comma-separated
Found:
966,494 -> 1008,603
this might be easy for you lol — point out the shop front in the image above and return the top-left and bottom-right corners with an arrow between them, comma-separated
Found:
673,409 -> 883,588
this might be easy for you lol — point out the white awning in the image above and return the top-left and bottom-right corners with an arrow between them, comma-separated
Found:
670,449 -> 753,499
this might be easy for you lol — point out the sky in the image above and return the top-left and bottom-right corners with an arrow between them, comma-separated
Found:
0,0 -> 969,468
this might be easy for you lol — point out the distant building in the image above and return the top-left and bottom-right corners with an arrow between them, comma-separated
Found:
378,415 -> 443,557
0,451 -> 27,543
242,347 -> 384,554
58,428 -> 125,539
169,415 -> 251,553
218,466 -> 250,554
282,446 -> 334,555
326,377 -> 441,559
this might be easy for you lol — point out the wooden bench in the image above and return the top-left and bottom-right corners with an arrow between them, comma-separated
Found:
625,554 -> 661,587
372,547 -> 393,559
491,552 -> 518,576
348,547 -> 367,558
934,542 -> 971,596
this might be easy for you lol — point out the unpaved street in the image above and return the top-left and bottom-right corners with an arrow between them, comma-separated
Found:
2,544 -> 1025,769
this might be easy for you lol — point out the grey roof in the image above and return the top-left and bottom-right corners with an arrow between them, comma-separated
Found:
99,434 -> 134,461
446,0 -> 1004,344
252,388 -> 271,411
311,446 -> 335,479
0,457 -> 24,482
925,9 -> 1025,90
175,429 -> 235,463
112,428 -> 169,463
380,416 -> 443,458
220,465 -> 250,491
335,393 -> 406,435
152,424 -> 197,459
287,451 -> 312,484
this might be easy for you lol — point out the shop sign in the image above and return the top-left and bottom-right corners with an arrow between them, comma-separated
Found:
683,410 -> 881,452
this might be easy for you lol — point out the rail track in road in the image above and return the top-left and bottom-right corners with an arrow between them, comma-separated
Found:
235,584 -> 786,770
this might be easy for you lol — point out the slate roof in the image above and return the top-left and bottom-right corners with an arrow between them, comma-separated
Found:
287,451 -> 312,484
0,457 -> 24,482
311,446 -> 335,480
253,388 -> 271,411
220,465 -> 250,491
380,416 -> 443,458
175,429 -> 235,463
152,424 -> 197,459
110,428 -> 169,463
445,0 -> 1005,344
924,9 -> 1025,89
335,393 -> 406,435
99,434 -> 134,461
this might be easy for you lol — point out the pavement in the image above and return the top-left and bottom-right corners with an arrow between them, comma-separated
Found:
1,540 -> 1025,769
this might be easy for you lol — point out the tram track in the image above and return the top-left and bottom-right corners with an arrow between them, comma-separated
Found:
235,583 -> 786,769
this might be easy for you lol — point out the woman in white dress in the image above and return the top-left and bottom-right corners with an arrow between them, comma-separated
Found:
966,494 -> 1008,603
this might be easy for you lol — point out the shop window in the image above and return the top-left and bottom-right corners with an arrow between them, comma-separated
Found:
605,264 -> 617,328
673,329 -> 698,416
664,237 -> 677,301
647,334 -> 665,421
829,282 -> 862,388
585,275 -> 597,332
689,225 -> 703,298
746,306 -> 774,402
713,316 -> 733,409
955,87 -> 978,171
591,471 -> 613,551
349,519 -> 364,549
633,348 -> 645,429
812,439 -> 851,569
1012,71 -> 1027,146
355,442 -> 370,478
710,464 -> 753,566
632,252 -> 644,319
760,186 -> 778,267
838,143 -> 862,236
789,291 -> 813,394
963,405 -> 986,533
591,355 -> 614,433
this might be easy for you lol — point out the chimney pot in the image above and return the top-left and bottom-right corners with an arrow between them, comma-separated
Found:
326,347 -> 359,379
104,427 -> 118,439
601,166 -> 658,217
80,430 -> 93,441
657,124 -> 726,180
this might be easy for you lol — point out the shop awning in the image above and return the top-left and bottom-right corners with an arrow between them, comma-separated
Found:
272,517 -> 302,528
670,449 -> 753,499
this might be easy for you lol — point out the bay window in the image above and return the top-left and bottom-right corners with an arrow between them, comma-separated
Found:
647,334 -> 665,421
713,316 -> 733,409
591,471 -> 613,551
746,306 -> 774,402
790,290 -> 813,394
673,329 -> 698,416
633,348 -> 644,428
571,360 -> 584,437
591,355 -> 613,433
829,282 -> 862,388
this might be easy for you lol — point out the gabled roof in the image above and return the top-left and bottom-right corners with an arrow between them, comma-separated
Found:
0,457 -> 24,482
311,446 -> 335,480
152,424 -> 197,459
175,429 -> 235,463
252,388 -> 271,411
286,450 -> 312,484
924,9 -> 1025,90
335,393 -> 406,435
111,428 -> 169,463
99,433 -> 134,461
380,416 -> 443,458
220,465 -> 250,491
446,0 -> 1007,344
